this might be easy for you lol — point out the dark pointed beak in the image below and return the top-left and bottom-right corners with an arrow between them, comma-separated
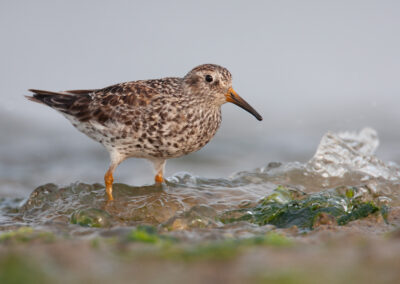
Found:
225,88 -> 263,121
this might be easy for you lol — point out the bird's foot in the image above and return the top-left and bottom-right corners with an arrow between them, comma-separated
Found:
155,173 -> 164,183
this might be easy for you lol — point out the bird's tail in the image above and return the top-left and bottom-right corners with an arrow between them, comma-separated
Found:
26,89 -> 92,115
26,89 -> 72,108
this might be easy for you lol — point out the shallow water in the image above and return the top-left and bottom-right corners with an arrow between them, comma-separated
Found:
0,128 -> 398,241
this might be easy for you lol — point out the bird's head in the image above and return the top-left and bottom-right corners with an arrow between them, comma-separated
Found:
183,64 -> 262,121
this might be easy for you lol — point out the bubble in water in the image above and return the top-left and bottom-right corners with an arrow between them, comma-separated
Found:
70,208 -> 112,228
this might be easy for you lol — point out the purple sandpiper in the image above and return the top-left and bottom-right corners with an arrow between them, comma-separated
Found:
26,64 -> 262,200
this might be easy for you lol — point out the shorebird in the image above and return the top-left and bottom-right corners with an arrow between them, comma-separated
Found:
27,64 -> 262,200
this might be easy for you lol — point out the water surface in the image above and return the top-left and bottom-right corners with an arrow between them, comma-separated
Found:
1,128 -> 398,241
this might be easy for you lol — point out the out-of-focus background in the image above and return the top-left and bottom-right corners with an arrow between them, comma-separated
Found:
1,0 -> 399,196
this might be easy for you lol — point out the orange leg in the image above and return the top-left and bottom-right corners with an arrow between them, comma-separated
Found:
104,153 -> 124,201
155,171 -> 164,183
153,159 -> 166,184
104,168 -> 114,201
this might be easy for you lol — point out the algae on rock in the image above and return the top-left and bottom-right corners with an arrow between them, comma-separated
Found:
220,186 -> 385,230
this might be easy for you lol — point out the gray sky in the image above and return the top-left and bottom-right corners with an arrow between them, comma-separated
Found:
1,0 -> 399,171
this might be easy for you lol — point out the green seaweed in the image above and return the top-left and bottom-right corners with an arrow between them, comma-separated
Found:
127,226 -> 176,244
255,231 -> 293,247
337,202 -> 379,225
123,226 -> 291,260
128,226 -> 160,243
161,232 -> 292,261
0,227 -> 54,244
221,186 -> 386,230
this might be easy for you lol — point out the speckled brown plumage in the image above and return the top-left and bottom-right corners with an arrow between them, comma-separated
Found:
27,64 -> 262,200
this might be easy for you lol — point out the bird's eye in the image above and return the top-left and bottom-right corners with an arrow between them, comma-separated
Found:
205,75 -> 213,83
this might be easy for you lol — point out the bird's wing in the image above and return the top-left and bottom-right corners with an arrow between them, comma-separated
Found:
27,81 -> 164,124
87,81 -> 164,125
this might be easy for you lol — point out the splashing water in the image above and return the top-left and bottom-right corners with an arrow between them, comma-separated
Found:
307,127 -> 399,180
0,128 -> 399,239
